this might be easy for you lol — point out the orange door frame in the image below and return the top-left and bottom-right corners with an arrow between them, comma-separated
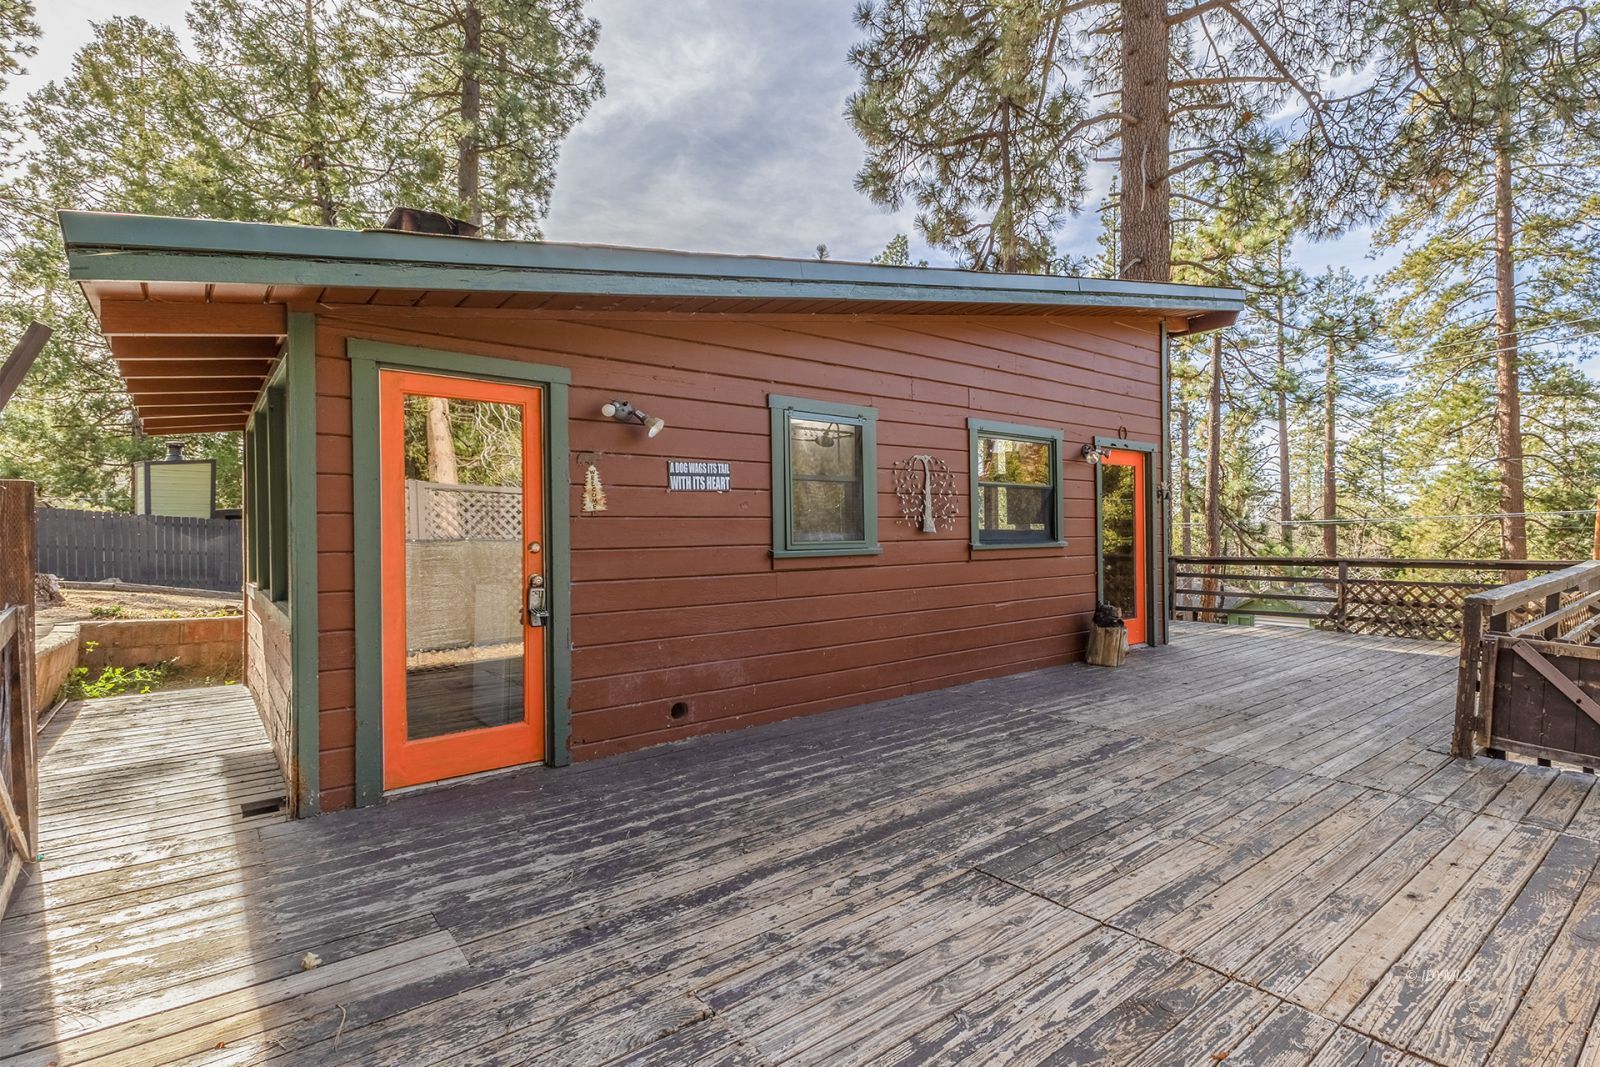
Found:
378,369 -> 546,790
1102,448 -> 1150,647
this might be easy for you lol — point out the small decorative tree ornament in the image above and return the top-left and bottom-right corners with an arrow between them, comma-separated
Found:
892,454 -> 957,532
582,462 -> 608,513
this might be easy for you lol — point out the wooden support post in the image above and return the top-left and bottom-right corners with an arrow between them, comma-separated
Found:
0,480 -> 36,924
0,323 -> 51,416
1593,494 -> 1599,560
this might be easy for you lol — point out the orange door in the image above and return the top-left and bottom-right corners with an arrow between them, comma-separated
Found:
1099,448 -> 1149,646
379,370 -> 546,790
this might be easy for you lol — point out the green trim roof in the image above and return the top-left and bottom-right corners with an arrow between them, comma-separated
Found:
59,210 -> 1247,318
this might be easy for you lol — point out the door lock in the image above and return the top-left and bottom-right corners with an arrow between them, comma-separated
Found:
526,574 -> 549,627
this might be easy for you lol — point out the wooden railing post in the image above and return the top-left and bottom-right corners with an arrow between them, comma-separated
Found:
1334,561 -> 1349,632
1201,560 -> 1220,623
1453,597 -> 1485,756
0,479 -> 36,923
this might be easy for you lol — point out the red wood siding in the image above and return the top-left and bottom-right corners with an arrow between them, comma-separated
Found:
311,309 -> 1163,810
244,586 -> 294,788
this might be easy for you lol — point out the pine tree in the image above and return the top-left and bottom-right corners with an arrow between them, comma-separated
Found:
0,0 -> 36,154
0,19 -> 243,508
375,0 -> 604,236
1168,156 -> 1305,561
1170,356 -> 1205,556
870,233 -> 926,267
0,4 -> 607,507
848,1 -> 1094,271
186,0 -> 396,227
1358,0 -> 1600,560
1295,268 -> 1383,556
849,0 -> 1361,280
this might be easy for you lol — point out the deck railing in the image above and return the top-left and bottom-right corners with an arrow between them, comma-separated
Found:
0,480 -> 37,925
1452,560 -> 1600,763
1171,555 -> 1580,642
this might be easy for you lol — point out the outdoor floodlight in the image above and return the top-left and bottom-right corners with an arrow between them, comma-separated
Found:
602,399 -> 666,438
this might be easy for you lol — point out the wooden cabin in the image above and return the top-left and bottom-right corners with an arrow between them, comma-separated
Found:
58,210 -> 1244,816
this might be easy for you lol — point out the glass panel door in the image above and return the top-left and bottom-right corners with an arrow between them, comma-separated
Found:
379,370 -> 545,790
1099,449 -> 1149,646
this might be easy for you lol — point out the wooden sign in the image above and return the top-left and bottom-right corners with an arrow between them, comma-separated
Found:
667,460 -> 730,492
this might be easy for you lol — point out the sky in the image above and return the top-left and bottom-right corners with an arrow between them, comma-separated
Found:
17,0 -> 1381,276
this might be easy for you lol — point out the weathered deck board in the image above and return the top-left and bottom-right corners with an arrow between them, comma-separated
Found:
6,623 -> 1600,1066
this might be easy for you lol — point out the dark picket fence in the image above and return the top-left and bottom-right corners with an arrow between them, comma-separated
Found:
36,507 -> 242,592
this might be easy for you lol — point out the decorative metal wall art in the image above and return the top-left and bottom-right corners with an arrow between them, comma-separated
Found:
892,454 -> 958,533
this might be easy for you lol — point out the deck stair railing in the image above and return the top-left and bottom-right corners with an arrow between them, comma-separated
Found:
1452,560 -> 1600,764
1171,555 -> 1580,643
0,479 -> 37,925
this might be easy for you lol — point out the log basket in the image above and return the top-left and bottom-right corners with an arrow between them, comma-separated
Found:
1087,602 -> 1128,667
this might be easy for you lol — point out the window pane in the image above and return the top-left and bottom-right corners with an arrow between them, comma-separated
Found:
977,484 -> 1053,542
978,436 -> 1051,484
790,418 -> 861,478
401,394 -> 526,741
787,413 -> 866,545
1100,464 -> 1137,615
793,478 -> 865,542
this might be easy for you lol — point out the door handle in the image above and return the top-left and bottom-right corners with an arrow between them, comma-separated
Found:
526,574 -> 549,628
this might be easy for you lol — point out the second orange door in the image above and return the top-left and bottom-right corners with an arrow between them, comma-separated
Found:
1099,449 -> 1149,646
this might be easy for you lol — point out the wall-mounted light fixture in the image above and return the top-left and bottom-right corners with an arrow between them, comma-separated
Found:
601,399 -> 665,438
1081,442 -> 1109,465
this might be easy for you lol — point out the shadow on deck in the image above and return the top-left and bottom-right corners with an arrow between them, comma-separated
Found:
4,623 -> 1599,1065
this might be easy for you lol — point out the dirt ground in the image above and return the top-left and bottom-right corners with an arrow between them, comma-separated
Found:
37,584 -> 242,639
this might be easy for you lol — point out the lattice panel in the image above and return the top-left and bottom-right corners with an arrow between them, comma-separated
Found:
1335,580 -> 1470,641
406,480 -> 521,542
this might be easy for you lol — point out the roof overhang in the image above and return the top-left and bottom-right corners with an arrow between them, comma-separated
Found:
60,210 -> 1248,433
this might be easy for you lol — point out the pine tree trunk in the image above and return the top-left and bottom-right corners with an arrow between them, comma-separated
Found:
1323,335 -> 1338,558
304,0 -> 335,227
1203,333 -> 1223,618
1178,403 -> 1192,556
1492,129 -> 1527,564
998,102 -> 1017,272
1117,0 -> 1171,283
1275,244 -> 1291,549
458,1 -> 483,228
425,397 -> 459,484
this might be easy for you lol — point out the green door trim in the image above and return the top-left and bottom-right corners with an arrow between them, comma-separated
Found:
348,339 -> 573,807
1157,321 -> 1171,644
284,312 -> 321,815
1092,435 -> 1159,649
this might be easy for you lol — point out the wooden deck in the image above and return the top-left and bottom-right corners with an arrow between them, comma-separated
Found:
7,623 -> 1600,1065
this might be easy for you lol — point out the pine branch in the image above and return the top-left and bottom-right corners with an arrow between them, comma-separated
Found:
1167,0 -> 1237,26
1169,76 -> 1293,89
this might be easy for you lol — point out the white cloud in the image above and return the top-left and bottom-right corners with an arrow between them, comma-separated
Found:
544,0 -> 923,262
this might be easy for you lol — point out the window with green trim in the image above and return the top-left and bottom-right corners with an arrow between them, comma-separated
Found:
246,384 -> 290,605
769,395 -> 880,557
968,419 -> 1064,548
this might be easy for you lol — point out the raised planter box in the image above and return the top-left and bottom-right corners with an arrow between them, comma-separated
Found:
76,615 -> 243,678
